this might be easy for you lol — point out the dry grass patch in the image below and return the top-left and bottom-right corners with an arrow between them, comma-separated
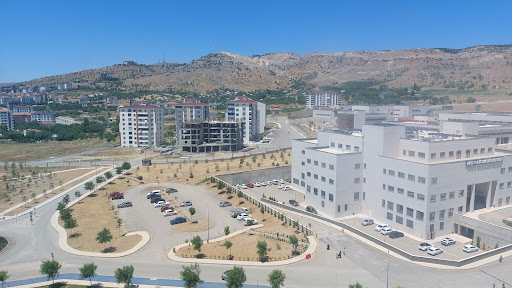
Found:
170,219 -> 214,232
58,178 -> 141,253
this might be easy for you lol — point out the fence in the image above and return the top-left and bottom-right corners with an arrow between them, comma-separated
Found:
248,230 -> 309,247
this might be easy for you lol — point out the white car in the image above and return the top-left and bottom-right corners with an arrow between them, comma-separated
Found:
243,217 -> 259,226
154,201 -> 170,208
463,245 -> 479,253
237,213 -> 251,221
239,207 -> 248,212
278,184 -> 285,190
427,247 -> 443,256
254,182 -> 261,187
361,218 -> 374,226
375,224 -> 389,232
281,185 -> 291,191
272,179 -> 280,185
441,237 -> 456,246
266,181 -> 273,186
418,243 -> 433,251
240,184 -> 248,189
162,209 -> 178,216
278,179 -> 285,184
380,227 -> 393,235
259,182 -> 267,186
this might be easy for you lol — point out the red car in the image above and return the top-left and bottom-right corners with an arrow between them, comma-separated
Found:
109,191 -> 123,198
247,183 -> 254,188
160,206 -> 174,212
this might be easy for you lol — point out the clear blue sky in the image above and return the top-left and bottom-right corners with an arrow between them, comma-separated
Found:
1,0 -> 511,83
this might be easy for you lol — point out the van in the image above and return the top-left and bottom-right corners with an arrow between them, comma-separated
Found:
306,206 -> 317,214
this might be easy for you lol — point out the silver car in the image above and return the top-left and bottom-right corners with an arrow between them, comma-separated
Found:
180,200 -> 192,207
219,201 -> 232,207
361,218 -> 374,226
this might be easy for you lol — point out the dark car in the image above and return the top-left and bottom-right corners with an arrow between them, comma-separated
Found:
170,216 -> 187,225
388,231 -> 404,239
306,206 -> 317,214
166,187 -> 178,193
117,201 -> 133,208
111,194 -> 124,200
150,197 -> 164,203
289,199 -> 299,206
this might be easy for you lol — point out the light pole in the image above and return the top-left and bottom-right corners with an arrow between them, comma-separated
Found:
386,249 -> 390,288
206,203 -> 210,243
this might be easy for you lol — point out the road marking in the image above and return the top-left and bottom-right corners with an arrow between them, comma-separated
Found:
480,269 -> 511,287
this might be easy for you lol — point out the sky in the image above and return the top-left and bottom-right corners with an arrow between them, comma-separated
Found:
1,0 -> 511,83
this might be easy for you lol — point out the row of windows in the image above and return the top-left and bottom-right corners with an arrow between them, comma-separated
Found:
387,213 -> 446,231
403,147 -> 493,160
301,158 -> 363,171
500,167 -> 512,174
383,169 -> 437,184
499,182 -> 512,189
382,184 -> 465,201
306,185 -> 363,202
330,142 -> 360,152
301,172 -> 335,185
382,199 -> 461,222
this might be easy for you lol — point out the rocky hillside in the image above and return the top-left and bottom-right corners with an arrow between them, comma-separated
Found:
14,45 -> 512,93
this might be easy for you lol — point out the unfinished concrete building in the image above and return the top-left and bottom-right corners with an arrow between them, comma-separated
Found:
179,121 -> 243,153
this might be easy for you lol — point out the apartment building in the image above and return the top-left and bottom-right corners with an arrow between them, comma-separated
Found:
305,90 -> 341,109
226,96 -> 265,144
13,105 -> 34,113
292,123 -> 512,240
175,101 -> 210,139
31,112 -> 55,123
0,109 -> 14,130
119,105 -> 164,148
178,121 -> 243,153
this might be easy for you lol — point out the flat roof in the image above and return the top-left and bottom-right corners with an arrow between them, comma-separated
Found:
316,147 -> 354,154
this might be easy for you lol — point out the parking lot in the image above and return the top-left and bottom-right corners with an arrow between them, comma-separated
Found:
235,180 -> 306,209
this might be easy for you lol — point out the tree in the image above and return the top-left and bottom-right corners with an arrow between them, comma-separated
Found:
349,283 -> 363,288
268,270 -> 286,288
189,207 -> 196,221
260,206 -> 265,221
96,176 -> 105,184
117,218 -> 123,229
121,162 -> 131,171
56,201 -> 66,211
289,235 -> 298,254
191,235 -> 202,254
466,97 -> 477,103
257,240 -> 268,262
180,263 -> 204,288
79,262 -> 97,286
62,194 -> 70,205
104,171 -> 113,179
40,260 -> 61,284
115,167 -> 123,175
74,191 -> 82,198
224,240 -> 233,259
64,216 -> 78,235
84,181 -> 95,192
59,208 -> 72,221
226,266 -> 246,288
0,270 -> 8,288
96,227 -> 113,252
224,226 -> 230,236
114,265 -> 134,288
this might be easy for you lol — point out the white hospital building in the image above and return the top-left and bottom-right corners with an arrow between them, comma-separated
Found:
292,122 -> 512,240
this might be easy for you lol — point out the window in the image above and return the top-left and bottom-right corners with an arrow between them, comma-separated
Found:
338,205 -> 341,212
346,145 -> 351,150
406,219 -> 413,228
431,177 -> 438,184
416,211 -> 424,222
329,193 -> 333,202
501,168 -> 506,174
448,208 -> 454,218
307,159 -> 311,164
314,174 -> 318,179
458,206 -> 463,213
429,212 -> 435,222
430,195 -> 437,203
301,173 -> 305,180
307,172 -> 311,177
329,164 -> 334,170
408,151 -> 415,157
408,174 -> 415,181
387,212 -> 393,220
440,152 -> 446,158
301,161 -> 305,166
383,184 -> 386,190
301,181 -> 305,187
473,148 -> 478,155
382,199 -> 385,208
488,147 -> 492,152
314,188 -> 318,195
354,178 -> 360,184
507,196 -> 511,205
355,164 -> 361,170
459,190 -> 464,197
498,198 -> 503,206
449,191 -> 455,199
397,188 -> 404,194
418,152 -> 425,159
499,183 -> 504,189
383,168 -> 387,174
456,150 -> 462,159
481,148 -> 485,154
388,185 -> 395,192
389,170 -> 395,176
363,192 -> 366,200
330,142 -> 335,147
466,149 -> 471,158
321,176 -> 326,182
407,208 -> 414,217
293,178 -> 299,184
345,204 -> 348,211
440,222 -> 444,230
397,204 -> 403,214
321,162 -> 326,168
302,150 -> 305,155
440,193 -> 447,201
364,163 -> 366,169
440,210 -> 445,220
329,179 -> 334,185
354,146 -> 360,152
509,167 -> 512,173
417,194 -> 425,201
354,192 -> 360,201
338,144 -> 342,149
322,200 -> 325,208
307,185 -> 311,193
418,177 -> 426,184
407,191 -> 414,198
314,160 -> 318,166
396,215 -> 403,224
449,151 -> 454,158
430,152 -> 436,159
398,172 -> 405,179
321,190 -> 325,199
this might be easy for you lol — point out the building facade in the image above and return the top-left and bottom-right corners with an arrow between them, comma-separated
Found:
119,105 -> 164,148
0,109 -> 14,130
31,112 -> 55,123
179,121 -> 243,153
226,96 -> 265,144
305,90 -> 341,109
174,102 -> 210,140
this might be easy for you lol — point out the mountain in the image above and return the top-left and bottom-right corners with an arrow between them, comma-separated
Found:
12,45 -> 512,93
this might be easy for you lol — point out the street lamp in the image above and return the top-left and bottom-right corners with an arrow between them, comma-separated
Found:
386,249 -> 390,288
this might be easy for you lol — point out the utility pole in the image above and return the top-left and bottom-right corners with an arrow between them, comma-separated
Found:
386,249 -> 390,288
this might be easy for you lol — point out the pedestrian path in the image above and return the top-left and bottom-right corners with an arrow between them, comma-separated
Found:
2,273 -> 270,288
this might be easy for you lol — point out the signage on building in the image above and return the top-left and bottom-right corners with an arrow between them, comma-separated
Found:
466,157 -> 503,166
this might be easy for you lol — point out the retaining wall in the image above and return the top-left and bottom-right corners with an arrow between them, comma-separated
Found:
217,166 -> 291,185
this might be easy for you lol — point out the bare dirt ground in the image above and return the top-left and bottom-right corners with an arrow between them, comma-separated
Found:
0,167 -> 98,215
170,219 -> 214,232
67,147 -> 161,162
58,178 -> 142,253
0,139 -> 111,162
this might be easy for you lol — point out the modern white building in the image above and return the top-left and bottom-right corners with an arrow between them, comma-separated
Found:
226,96 -> 265,144
305,90 -> 341,109
292,122 -> 512,240
119,104 -> 164,148
0,109 -> 14,130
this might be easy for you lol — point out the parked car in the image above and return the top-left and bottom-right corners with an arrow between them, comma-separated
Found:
247,183 -> 254,188
281,185 -> 291,191
239,207 -> 248,212
219,201 -> 232,207
278,179 -> 285,184
463,245 -> 479,253
109,191 -> 123,197
230,209 -> 244,218
259,182 -> 267,186
272,179 -> 280,185
441,237 -> 456,246
361,218 -> 374,226
278,184 -> 285,190
306,206 -> 317,214
222,270 -> 231,280
254,182 -> 261,187
289,199 -> 299,206
240,184 -> 248,189
150,197 -> 164,203
427,247 -> 443,256
237,213 -> 251,220
266,181 -> 273,186
418,243 -> 433,251
147,190 -> 161,199
111,194 -> 124,200
166,187 -> 178,193
388,231 -> 404,239
117,201 -> 133,208
243,217 -> 259,226
170,217 -> 187,225
154,200 -> 170,208
285,179 -> 291,183
380,227 -> 393,235
375,224 -> 389,232
163,209 -> 178,216
180,200 -> 192,207
160,205 -> 173,212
